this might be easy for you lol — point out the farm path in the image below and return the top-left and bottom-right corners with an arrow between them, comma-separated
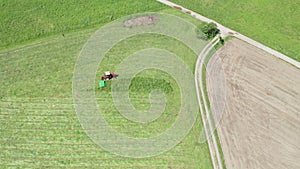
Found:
194,36 -> 223,169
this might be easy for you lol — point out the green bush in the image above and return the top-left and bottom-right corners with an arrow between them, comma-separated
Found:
200,22 -> 219,39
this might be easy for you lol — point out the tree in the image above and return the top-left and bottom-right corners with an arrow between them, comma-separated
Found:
201,22 -> 219,39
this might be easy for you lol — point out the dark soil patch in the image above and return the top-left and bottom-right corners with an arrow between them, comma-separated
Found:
124,15 -> 159,27
173,6 -> 182,10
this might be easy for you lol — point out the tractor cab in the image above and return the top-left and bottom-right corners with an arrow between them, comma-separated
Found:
101,71 -> 118,81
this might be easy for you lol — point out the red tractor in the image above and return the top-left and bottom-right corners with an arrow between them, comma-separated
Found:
101,71 -> 118,81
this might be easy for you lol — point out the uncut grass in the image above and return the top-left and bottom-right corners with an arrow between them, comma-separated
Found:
172,0 -> 300,61
0,0 -> 167,50
0,21 -> 212,169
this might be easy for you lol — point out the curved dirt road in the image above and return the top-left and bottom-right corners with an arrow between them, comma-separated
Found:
195,36 -> 223,169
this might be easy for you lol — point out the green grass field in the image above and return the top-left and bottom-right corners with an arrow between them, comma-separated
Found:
0,0 -> 166,50
0,0 -> 214,167
172,0 -> 300,61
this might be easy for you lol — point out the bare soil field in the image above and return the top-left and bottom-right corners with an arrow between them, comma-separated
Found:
206,38 -> 300,169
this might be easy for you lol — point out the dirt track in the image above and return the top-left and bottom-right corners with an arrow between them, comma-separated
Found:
206,38 -> 300,169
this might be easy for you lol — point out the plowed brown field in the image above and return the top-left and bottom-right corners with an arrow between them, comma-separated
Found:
206,38 -> 300,169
